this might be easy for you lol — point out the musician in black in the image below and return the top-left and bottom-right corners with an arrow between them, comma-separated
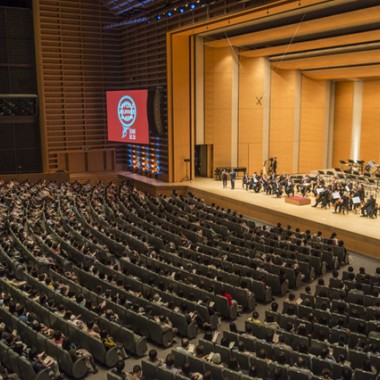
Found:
242,172 -> 249,190
297,175 -> 311,197
272,178 -> 283,198
312,186 -> 330,208
272,157 -> 278,175
263,175 -> 273,195
251,172 -> 262,193
361,195 -> 376,217
349,184 -> 364,213
333,192 -> 350,214
222,170 -> 227,188
230,169 -> 236,190
284,177 -> 295,197
313,175 -> 325,192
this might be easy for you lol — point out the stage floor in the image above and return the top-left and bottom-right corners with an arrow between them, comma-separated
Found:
188,177 -> 379,237
121,173 -> 380,259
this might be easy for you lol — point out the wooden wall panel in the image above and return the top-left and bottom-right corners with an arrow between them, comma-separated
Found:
34,0 -> 124,172
204,46 -> 234,169
238,57 -> 266,174
332,81 -> 354,167
299,76 -> 329,173
170,34 -> 191,182
360,80 -> 380,163
269,69 -> 297,174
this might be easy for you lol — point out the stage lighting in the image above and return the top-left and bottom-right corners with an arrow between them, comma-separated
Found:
190,3 -> 196,9
167,11 -> 172,16
179,7 -> 184,13
156,15 -> 161,20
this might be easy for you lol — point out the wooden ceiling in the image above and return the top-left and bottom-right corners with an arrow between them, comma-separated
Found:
203,0 -> 380,80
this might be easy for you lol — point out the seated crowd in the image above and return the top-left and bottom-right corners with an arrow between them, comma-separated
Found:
0,178 -> 364,380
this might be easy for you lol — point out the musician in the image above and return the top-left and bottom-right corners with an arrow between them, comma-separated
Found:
313,175 -> 325,192
330,177 -> 339,192
247,174 -> 253,191
297,175 -> 311,197
230,169 -> 236,190
222,170 -> 227,188
333,192 -> 350,214
242,172 -> 249,190
356,183 -> 365,201
345,179 -> 354,192
312,186 -> 330,208
284,177 -> 295,197
272,177 -> 283,198
350,184 -> 364,213
251,172 -> 262,193
361,195 -> 376,217
262,175 -> 271,195
272,157 -> 278,175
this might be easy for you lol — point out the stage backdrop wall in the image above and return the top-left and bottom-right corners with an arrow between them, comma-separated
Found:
204,46 -> 235,170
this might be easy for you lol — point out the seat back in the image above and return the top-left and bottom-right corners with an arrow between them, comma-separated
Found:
233,351 -> 250,371
107,370 -> 123,380
222,368 -> 242,380
288,368 -> 311,380
156,366 -> 175,380
267,362 -> 288,380
352,369 -> 376,380
141,360 -> 158,380
188,355 -> 205,374
250,356 -> 268,378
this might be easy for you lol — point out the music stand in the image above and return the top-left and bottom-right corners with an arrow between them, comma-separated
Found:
181,158 -> 191,182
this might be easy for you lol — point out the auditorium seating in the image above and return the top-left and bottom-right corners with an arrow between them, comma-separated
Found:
0,179 -> 358,379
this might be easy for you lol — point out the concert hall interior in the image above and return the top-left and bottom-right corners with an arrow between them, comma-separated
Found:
1,0 -> 380,379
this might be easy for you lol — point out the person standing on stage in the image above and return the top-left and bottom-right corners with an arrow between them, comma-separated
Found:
272,157 -> 278,176
230,169 -> 236,190
222,169 -> 228,188
242,172 -> 248,190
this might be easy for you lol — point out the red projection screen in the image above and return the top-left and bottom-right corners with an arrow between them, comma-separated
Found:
106,90 -> 149,144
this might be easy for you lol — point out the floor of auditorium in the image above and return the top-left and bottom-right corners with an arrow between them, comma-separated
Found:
89,251 -> 379,380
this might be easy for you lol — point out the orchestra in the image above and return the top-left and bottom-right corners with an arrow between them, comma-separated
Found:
222,168 -> 378,218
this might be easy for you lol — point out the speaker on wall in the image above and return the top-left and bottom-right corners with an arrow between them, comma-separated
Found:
147,87 -> 164,137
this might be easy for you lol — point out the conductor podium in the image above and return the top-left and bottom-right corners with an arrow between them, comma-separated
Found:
285,196 -> 311,206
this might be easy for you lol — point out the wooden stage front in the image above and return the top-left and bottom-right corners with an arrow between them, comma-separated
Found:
120,172 -> 380,260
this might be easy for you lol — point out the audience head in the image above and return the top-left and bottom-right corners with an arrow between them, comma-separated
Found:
148,349 -> 158,362
212,353 -> 221,365
271,302 -> 278,312
165,353 -> 175,368
131,364 -> 142,377
195,344 -> 204,357
237,341 -> 245,352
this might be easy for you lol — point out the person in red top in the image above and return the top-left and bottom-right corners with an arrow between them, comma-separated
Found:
222,290 -> 233,306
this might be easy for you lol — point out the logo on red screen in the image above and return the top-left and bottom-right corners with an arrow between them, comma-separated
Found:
107,90 -> 149,144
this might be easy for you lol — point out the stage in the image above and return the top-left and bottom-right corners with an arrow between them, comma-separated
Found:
120,172 -> 380,260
